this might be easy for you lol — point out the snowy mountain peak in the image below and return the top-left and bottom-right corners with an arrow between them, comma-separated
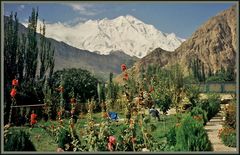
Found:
41,15 -> 185,58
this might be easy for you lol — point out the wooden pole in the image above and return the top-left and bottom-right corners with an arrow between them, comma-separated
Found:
11,104 -> 45,108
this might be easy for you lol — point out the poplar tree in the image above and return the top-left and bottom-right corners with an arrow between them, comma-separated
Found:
24,8 -> 39,82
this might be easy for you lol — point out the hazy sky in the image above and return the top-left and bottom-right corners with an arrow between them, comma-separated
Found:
3,1 -> 236,39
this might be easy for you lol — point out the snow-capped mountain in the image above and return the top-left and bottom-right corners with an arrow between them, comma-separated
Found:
38,15 -> 185,58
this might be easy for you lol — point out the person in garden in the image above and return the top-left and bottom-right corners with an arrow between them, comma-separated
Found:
149,106 -> 160,121
108,112 -> 119,121
30,110 -> 37,127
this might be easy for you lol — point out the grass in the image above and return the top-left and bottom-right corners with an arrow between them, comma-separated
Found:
5,112 -> 179,152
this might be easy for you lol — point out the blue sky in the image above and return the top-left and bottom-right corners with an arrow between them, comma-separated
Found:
3,1 -> 236,39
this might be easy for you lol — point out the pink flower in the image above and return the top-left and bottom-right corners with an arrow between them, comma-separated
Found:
109,136 -> 116,144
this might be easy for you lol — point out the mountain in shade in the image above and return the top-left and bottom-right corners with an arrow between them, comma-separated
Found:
4,16 -> 138,81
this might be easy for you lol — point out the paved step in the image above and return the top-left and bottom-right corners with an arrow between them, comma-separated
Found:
204,111 -> 237,152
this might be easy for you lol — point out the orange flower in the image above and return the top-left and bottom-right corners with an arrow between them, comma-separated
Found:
102,112 -> 109,118
10,88 -> 17,98
123,72 -> 128,80
12,79 -> 18,86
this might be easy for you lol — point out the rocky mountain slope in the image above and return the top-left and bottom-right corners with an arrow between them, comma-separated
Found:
115,4 -> 237,82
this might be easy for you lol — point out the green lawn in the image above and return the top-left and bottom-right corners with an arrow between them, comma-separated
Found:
7,112 -> 178,152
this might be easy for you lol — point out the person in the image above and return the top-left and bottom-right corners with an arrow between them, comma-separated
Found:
108,112 -> 119,121
149,106 -> 160,121
30,110 -> 37,127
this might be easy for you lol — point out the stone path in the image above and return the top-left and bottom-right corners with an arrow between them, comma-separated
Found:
204,109 -> 237,152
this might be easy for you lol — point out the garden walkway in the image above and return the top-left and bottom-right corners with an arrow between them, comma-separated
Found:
204,107 -> 237,152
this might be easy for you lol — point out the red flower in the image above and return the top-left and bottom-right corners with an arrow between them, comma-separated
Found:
121,64 -> 127,72
10,88 -> 17,98
123,72 -> 128,80
57,111 -> 61,117
30,113 -> 37,125
109,136 -> 116,144
12,79 -> 18,86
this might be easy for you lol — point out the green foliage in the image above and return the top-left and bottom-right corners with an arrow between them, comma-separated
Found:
57,128 -> 73,150
4,128 -> 36,151
174,114 -> 212,151
185,84 -> 200,107
106,72 -> 120,110
198,94 -> 221,120
25,8 -> 39,81
51,68 -> 98,104
156,95 -> 172,114
166,126 -> 176,147
190,106 -> 208,125
206,66 -> 235,82
39,19 -> 55,80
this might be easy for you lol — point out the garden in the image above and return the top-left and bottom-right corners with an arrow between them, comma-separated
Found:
4,62 -> 237,152
3,9 -> 237,152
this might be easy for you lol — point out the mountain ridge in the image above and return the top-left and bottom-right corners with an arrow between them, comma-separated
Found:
28,15 -> 185,58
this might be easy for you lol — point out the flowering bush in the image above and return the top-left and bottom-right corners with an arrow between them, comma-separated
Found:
218,127 -> 236,147
190,106 -> 208,125
224,102 -> 236,129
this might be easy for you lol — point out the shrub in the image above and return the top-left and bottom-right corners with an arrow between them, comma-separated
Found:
219,127 -> 236,147
190,106 -> 208,125
198,94 -> 221,120
57,128 -> 74,151
166,126 -> 176,147
4,128 -> 36,151
174,114 -> 212,151
207,94 -> 221,119
225,102 -> 236,129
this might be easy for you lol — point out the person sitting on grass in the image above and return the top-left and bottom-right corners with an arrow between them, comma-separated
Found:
108,112 -> 119,121
30,110 -> 37,127
149,106 -> 160,121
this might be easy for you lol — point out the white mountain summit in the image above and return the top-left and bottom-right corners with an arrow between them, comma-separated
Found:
41,15 -> 185,58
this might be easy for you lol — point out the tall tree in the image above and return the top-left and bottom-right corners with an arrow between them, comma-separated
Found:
24,8 -> 39,82
4,12 -> 18,83
17,33 -> 26,81
39,20 -> 55,80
